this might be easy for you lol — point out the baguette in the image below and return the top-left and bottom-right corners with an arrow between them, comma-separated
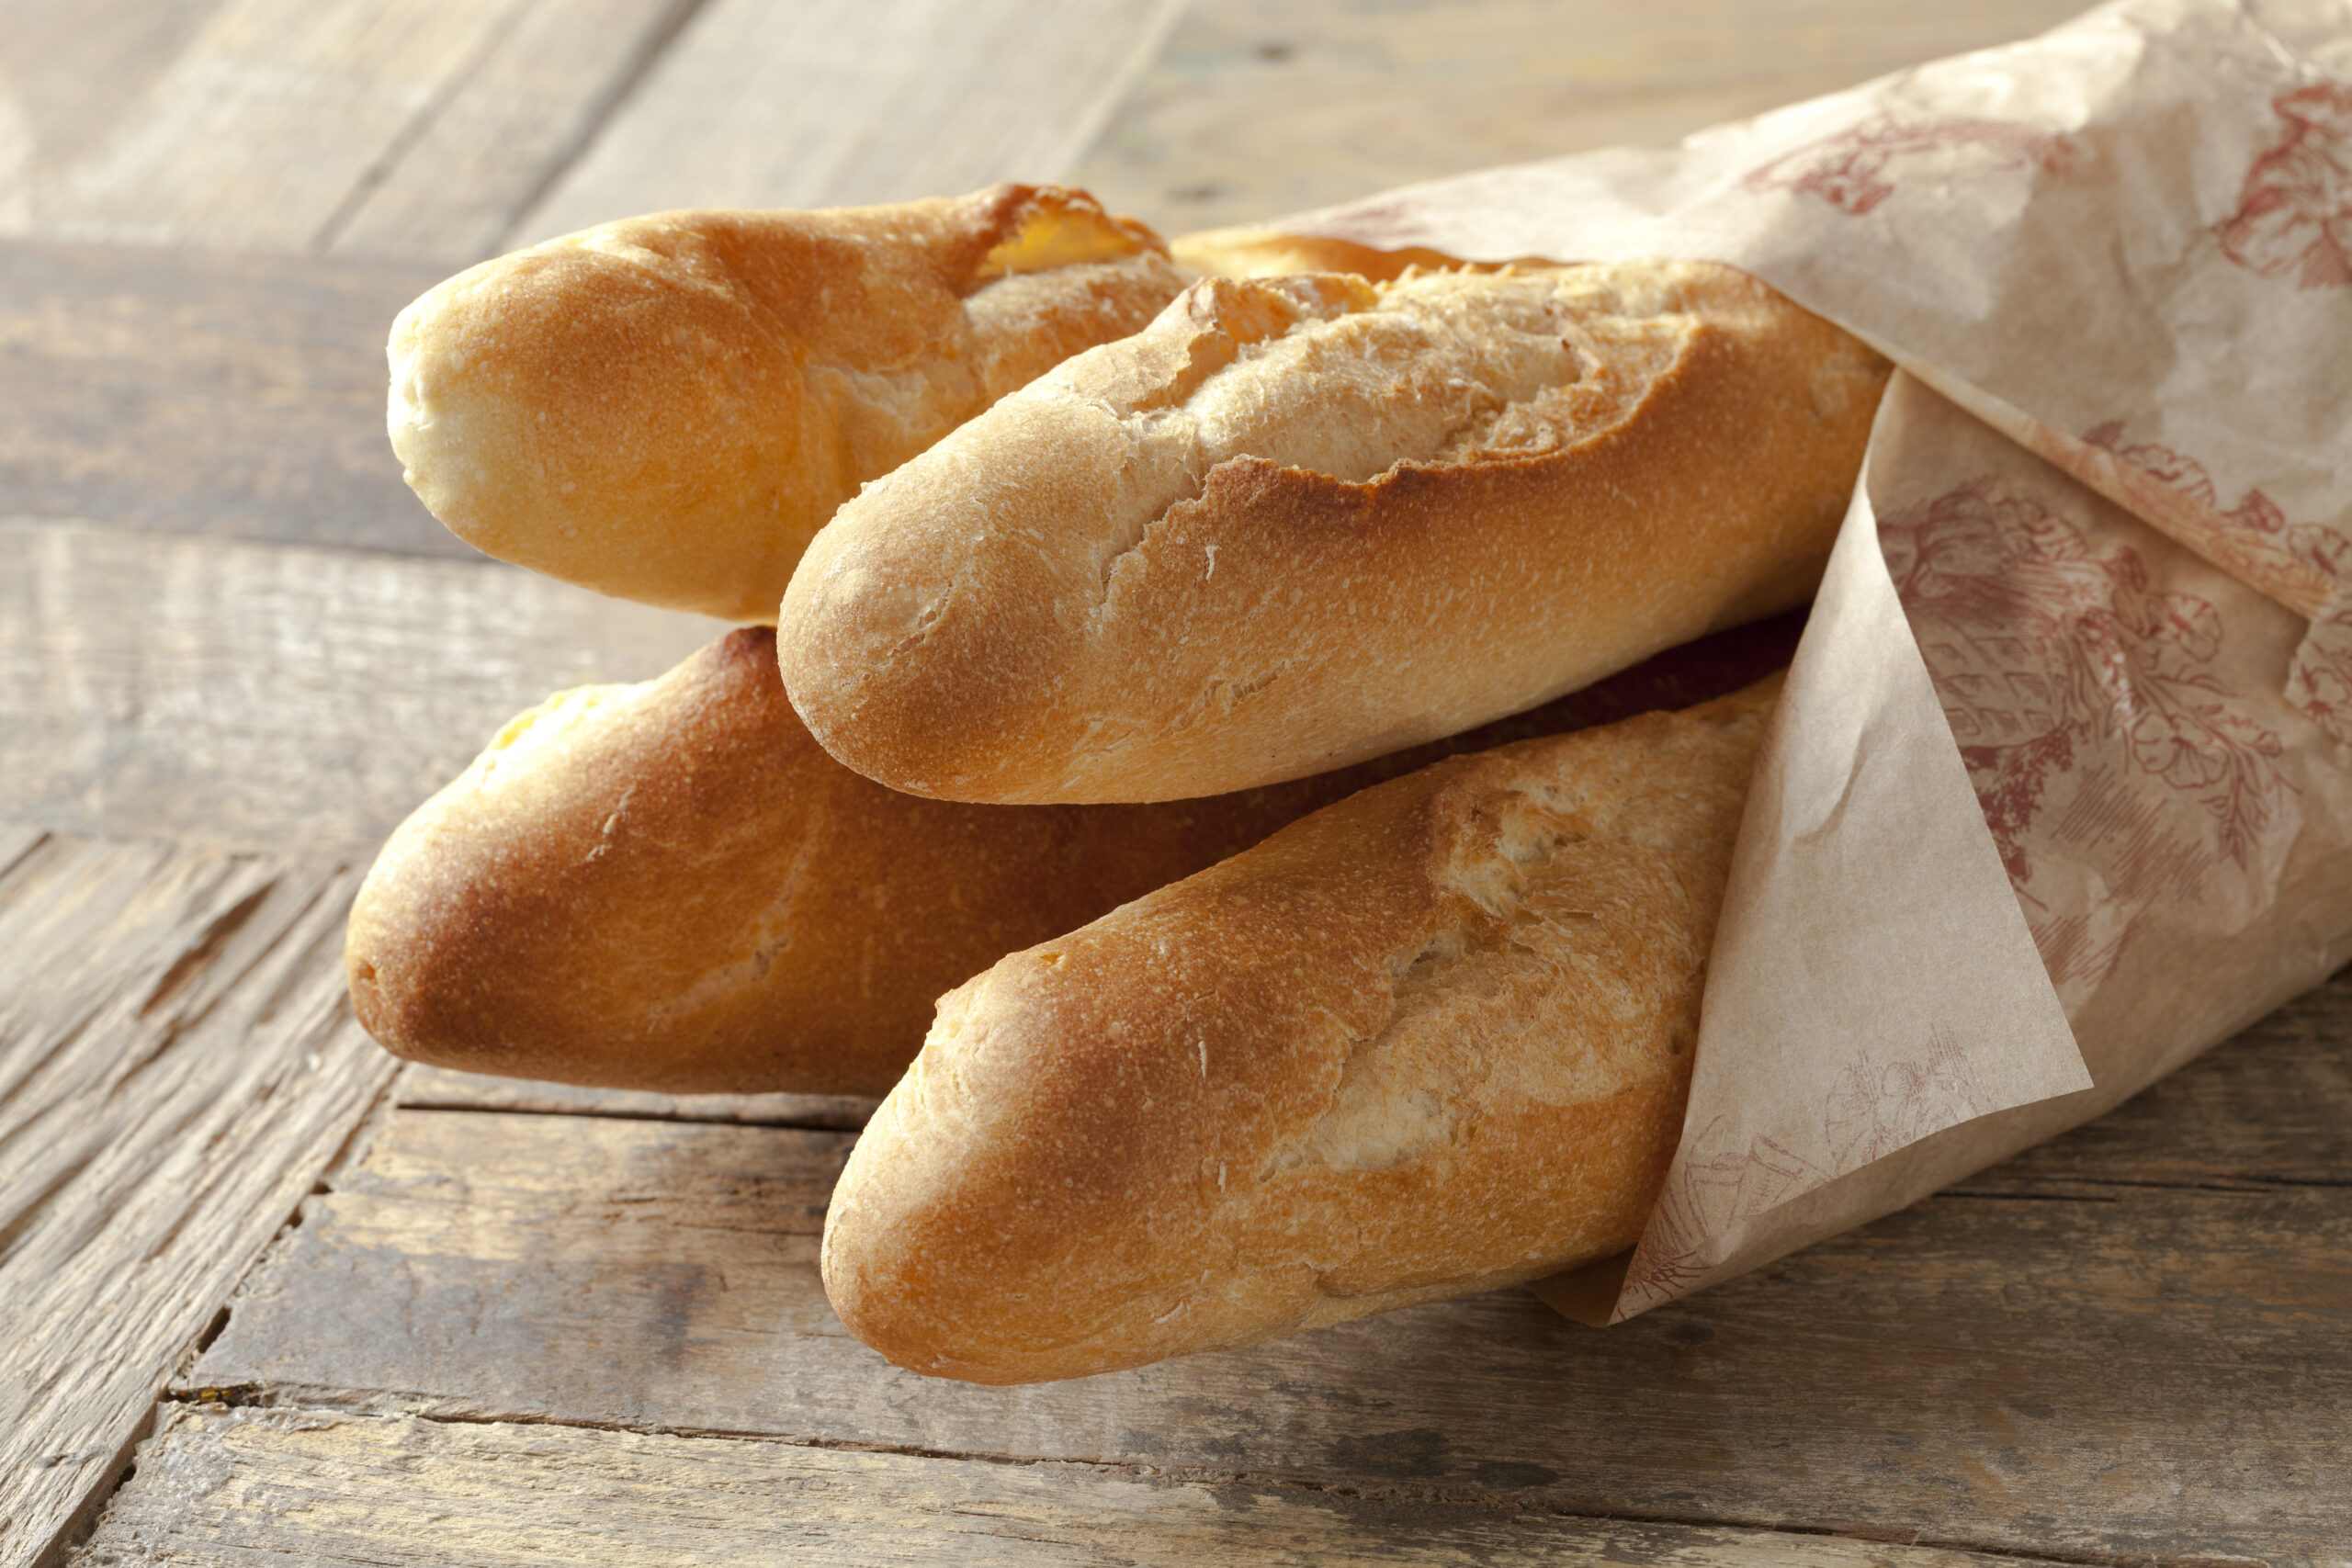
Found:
778,260 -> 1883,802
388,185 -> 1188,623
821,678 -> 1778,1383
345,620 -> 1796,1097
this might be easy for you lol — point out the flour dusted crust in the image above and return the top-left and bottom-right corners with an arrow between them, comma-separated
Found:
778,260 -> 1884,802
346,620 -> 1798,1098
388,185 -> 1187,624
820,679 -> 1778,1383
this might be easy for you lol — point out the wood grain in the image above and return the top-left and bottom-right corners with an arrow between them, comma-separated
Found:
1,520 -> 724,863
0,239 -> 454,553
0,833 -> 397,1568
13,0 -> 520,250
74,1404 -> 2052,1568
193,987 -> 2352,1565
1969,965 -> 2352,1191
514,0 -> 1184,244
322,0 -> 701,265
0,0 -> 230,215
0,0 -> 688,262
1073,0 -> 2105,236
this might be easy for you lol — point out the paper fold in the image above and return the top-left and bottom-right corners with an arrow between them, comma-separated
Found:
1613,377 -> 2094,1318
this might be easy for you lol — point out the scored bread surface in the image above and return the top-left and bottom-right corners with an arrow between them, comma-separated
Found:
779,260 -> 1883,802
821,678 -> 1779,1384
388,184 -> 1186,623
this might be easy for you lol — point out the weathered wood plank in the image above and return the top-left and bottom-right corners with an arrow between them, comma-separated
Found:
1972,964 -> 2352,1191
13,0 -> 517,250
515,0 -> 1184,243
1,520 -> 724,863
0,823 -> 43,881
0,0 -> 231,217
395,1064 -> 877,1131
0,240 -> 452,553
194,1007 -> 2352,1564
0,0 -> 695,264
74,1404 -> 2049,1568
322,0 -> 701,265
1071,0 -> 2104,236
0,834 -> 398,1568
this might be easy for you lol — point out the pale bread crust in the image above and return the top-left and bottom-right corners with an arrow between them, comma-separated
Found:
820,679 -> 1777,1384
346,622 -> 1796,1097
778,261 -> 1883,802
388,185 -> 1188,624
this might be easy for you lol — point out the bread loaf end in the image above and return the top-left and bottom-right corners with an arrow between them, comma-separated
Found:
390,186 -> 1185,623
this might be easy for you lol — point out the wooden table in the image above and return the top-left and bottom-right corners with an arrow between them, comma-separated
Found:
5,3 -> 2345,1564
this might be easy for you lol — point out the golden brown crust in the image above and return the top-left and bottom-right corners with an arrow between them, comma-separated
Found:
348,628 -> 1280,1096
820,679 -> 1779,1383
345,620 -> 1799,1097
388,185 -> 1187,624
777,261 -> 1884,802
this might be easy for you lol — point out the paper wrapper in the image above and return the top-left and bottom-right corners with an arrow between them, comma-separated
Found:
1215,0 -> 2352,1322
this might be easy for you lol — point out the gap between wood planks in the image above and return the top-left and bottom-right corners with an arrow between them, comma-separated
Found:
390,1078 -> 2352,1184
0,0 -> 1186,267
15,835 -> 2335,1564
304,0 -> 712,256
0,832 -> 413,1568
76,1405 -> 2082,1568
1069,0 -> 2110,236
108,1399 -> 2242,1568
175,1100 -> 2348,1560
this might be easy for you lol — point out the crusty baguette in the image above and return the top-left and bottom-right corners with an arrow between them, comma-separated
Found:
821,678 -> 1778,1383
778,260 -> 1884,802
388,184 -> 1188,624
346,620 -> 1797,1097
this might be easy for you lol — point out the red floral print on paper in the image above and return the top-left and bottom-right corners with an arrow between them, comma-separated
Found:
1741,114 -> 2075,216
2217,84 -> 2352,289
1883,477 -> 2294,1002
1822,1029 -> 1993,1170
1625,472 -> 2306,1315
1620,1030 -> 1993,1312
2078,423 -> 2352,744
2077,423 -> 2298,545
1621,1120 -> 1824,1310
2289,605 -> 2352,745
